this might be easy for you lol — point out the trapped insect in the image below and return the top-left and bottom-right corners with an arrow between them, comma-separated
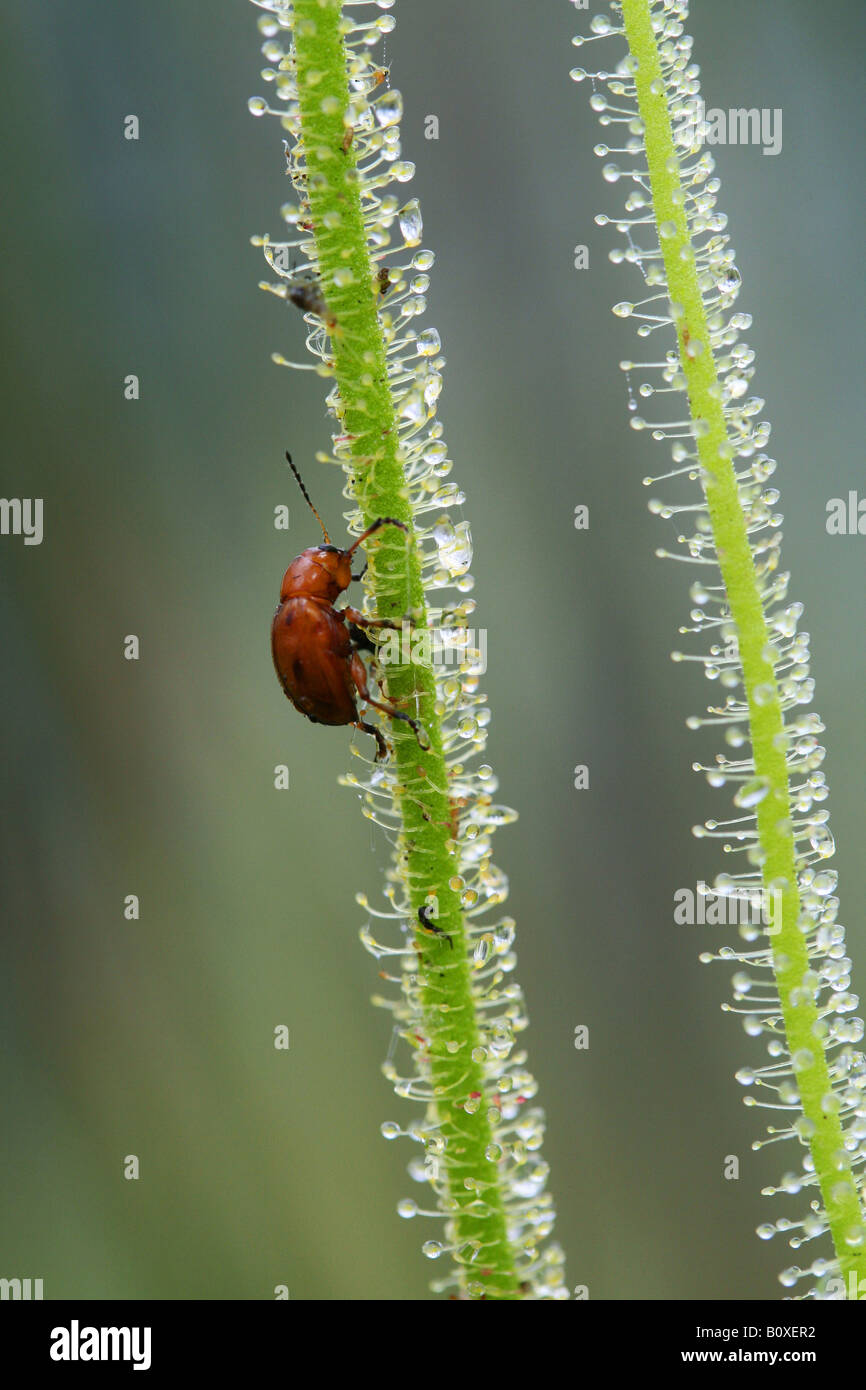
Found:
286,275 -> 335,327
418,903 -> 452,950
272,453 -> 429,761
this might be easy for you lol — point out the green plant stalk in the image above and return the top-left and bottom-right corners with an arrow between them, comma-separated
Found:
621,0 -> 866,1288
291,0 -> 520,1297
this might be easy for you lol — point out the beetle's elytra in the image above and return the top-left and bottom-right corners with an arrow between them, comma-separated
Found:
272,453 -> 429,761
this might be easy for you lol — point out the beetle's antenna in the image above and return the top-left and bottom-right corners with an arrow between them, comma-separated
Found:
286,451 -> 331,544
346,516 -> 407,557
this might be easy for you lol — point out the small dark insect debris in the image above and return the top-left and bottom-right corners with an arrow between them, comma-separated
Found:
418,904 -> 453,949
287,277 -> 336,328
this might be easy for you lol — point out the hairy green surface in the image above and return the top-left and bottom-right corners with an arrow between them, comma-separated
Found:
291,0 -> 521,1297
622,0 -> 866,1290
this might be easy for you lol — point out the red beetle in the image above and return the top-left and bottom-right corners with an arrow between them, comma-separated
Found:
272,454 -> 429,760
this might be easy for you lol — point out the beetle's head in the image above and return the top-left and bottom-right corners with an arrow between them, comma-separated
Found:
279,544 -> 352,603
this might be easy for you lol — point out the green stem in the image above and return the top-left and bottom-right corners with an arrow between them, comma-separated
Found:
291,0 -> 520,1297
621,0 -> 866,1290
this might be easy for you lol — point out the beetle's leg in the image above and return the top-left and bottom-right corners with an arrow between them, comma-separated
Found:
349,655 -> 390,760
346,628 -> 408,709
350,636 -> 385,688
349,652 -> 431,752
347,626 -> 399,689
350,562 -> 367,583
347,623 -> 377,656
365,695 -> 430,751
349,651 -> 381,702
344,607 -> 418,640
353,718 -> 388,761
342,606 -> 402,631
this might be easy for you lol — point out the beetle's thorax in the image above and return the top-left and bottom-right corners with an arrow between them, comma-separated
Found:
279,545 -> 352,602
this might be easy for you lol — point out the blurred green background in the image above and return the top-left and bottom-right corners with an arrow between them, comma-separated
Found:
1,0 -> 863,1300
